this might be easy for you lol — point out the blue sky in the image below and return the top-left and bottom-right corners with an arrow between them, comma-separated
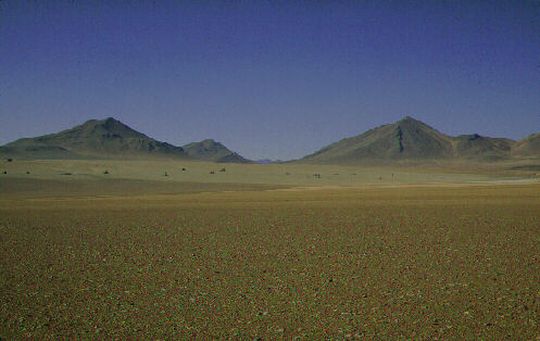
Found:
1,1 -> 539,160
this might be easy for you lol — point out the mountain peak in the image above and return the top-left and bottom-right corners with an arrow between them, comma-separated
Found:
301,114 -> 529,163
399,115 -> 416,122
95,116 -> 126,127
74,117 -> 145,139
183,139 -> 251,163
102,116 -> 120,125
80,117 -> 124,128
0,116 -> 251,162
200,138 -> 219,145
1,117 -> 188,159
396,115 -> 426,126
303,115 -> 453,162
394,116 -> 441,136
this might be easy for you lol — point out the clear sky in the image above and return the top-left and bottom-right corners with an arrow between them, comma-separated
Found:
1,1 -> 539,160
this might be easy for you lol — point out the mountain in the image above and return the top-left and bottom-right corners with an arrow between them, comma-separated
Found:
301,116 -> 528,163
182,139 -> 251,163
0,117 -> 188,160
512,133 -> 540,158
1,115 -> 537,163
303,116 -> 453,163
453,134 -> 514,161
0,117 -> 250,163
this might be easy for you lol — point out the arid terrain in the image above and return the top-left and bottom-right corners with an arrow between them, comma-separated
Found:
1,160 -> 539,338
2,0 -> 539,338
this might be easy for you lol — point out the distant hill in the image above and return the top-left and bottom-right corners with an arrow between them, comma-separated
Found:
301,116 -> 532,163
512,133 -> 540,158
183,139 -> 251,163
1,115 -> 538,164
0,117 -> 249,163
0,117 -> 189,160
453,134 -> 514,161
302,116 -> 453,163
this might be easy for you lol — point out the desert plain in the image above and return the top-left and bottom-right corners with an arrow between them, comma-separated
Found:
0,159 -> 539,339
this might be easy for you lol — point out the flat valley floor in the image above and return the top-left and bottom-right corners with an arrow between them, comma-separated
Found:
0,160 -> 539,338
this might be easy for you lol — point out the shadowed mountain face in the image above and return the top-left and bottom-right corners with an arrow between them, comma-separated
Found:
302,116 -> 523,163
0,118 -> 188,160
183,139 -> 251,163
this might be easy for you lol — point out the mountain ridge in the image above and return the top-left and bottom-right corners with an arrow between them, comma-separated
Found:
0,117 -> 249,162
182,139 -> 251,163
301,116 -> 536,163
1,115 -> 538,163
0,117 -> 189,160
